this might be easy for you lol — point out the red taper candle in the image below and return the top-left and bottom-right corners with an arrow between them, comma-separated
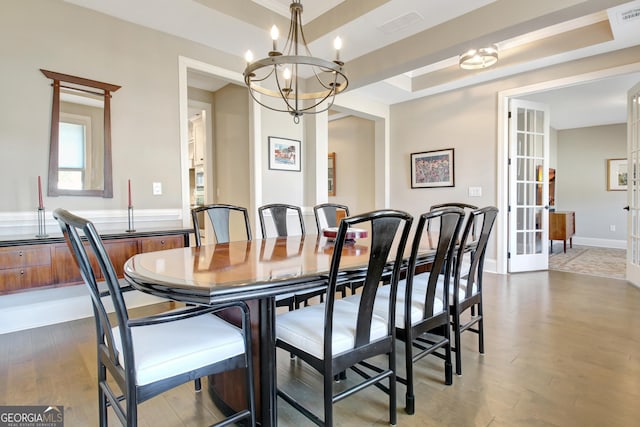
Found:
128,179 -> 132,208
38,176 -> 44,209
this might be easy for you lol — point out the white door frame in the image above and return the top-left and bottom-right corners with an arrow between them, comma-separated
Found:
178,56 -> 261,229
497,62 -> 640,274
626,81 -> 640,288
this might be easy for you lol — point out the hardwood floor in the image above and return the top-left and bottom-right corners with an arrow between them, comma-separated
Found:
1,270 -> 639,426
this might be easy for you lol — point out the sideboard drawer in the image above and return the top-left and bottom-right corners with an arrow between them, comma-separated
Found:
139,235 -> 185,253
0,246 -> 51,269
0,265 -> 54,292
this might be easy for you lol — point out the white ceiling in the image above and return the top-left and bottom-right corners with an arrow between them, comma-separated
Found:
64,0 -> 640,128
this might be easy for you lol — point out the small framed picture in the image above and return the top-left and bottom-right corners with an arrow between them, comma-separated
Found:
268,136 -> 301,172
411,148 -> 455,188
607,158 -> 627,191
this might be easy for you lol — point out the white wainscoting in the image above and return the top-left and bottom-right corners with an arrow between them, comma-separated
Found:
0,209 -> 184,236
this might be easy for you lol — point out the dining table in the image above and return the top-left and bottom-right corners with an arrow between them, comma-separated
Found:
124,232 -> 438,426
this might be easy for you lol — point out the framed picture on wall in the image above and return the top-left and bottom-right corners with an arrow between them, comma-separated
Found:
410,148 -> 455,188
607,158 -> 627,191
268,136 -> 301,171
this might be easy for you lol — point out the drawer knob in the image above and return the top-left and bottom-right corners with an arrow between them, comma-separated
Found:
19,251 -> 23,256
161,240 -> 166,245
20,270 -> 25,275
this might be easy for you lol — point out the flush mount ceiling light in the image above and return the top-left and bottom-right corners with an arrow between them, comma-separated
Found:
243,0 -> 348,123
459,45 -> 499,70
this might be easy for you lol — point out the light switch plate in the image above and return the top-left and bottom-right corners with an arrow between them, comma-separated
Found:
153,182 -> 162,195
468,186 -> 482,197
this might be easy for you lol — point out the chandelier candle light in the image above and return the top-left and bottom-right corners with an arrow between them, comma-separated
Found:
243,0 -> 348,123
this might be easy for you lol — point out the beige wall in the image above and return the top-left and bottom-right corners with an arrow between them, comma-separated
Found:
390,45 -> 640,261
328,116 -> 376,216
557,124 -> 627,241
213,84 -> 250,209
0,0 -> 242,213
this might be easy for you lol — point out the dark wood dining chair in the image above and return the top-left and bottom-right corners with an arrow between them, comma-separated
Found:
258,203 -> 305,238
447,206 -> 498,375
353,207 -> 464,414
314,203 -> 362,297
428,202 -> 478,240
258,203 -> 323,309
313,203 -> 350,233
191,203 -> 252,245
275,209 -> 413,426
53,208 -> 256,427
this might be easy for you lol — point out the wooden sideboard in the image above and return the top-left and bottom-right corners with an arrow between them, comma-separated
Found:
549,211 -> 575,253
0,229 -> 191,295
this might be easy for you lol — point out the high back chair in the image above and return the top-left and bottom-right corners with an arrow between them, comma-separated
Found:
429,202 -> 478,240
313,203 -> 350,233
258,203 -> 305,238
361,207 -> 464,414
53,208 -> 256,427
191,203 -> 252,246
258,203 -> 321,309
448,206 -> 498,375
275,209 -> 413,426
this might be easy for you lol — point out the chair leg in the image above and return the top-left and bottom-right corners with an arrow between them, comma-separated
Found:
477,302 -> 485,354
194,378 -> 202,392
324,371 -> 334,427
98,364 -> 108,427
453,311 -> 463,376
404,338 -> 415,415
444,324 -> 453,386
389,351 -> 397,426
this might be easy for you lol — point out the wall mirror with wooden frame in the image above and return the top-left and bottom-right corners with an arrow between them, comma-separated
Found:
328,152 -> 336,196
41,69 -> 120,198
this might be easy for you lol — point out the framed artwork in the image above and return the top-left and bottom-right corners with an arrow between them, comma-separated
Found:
328,152 -> 336,196
268,136 -> 301,171
410,148 -> 455,188
607,158 -> 627,191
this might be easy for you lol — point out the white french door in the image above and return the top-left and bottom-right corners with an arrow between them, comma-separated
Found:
626,81 -> 640,286
508,99 -> 550,272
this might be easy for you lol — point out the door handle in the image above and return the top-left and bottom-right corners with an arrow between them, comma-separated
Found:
624,206 -> 630,211
544,205 -> 549,210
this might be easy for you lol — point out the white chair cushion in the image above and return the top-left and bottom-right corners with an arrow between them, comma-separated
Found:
112,312 -> 245,386
436,274 -> 478,302
343,275 -> 444,330
276,299 -> 389,359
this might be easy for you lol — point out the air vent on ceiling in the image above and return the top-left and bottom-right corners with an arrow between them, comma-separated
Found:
608,1 -> 640,41
378,11 -> 424,35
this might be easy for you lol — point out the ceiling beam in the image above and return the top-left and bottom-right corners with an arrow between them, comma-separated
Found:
344,0 -> 631,90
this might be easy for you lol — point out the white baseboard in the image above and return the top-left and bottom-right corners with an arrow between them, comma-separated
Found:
483,258 -> 498,274
572,237 -> 626,249
0,285 -> 165,335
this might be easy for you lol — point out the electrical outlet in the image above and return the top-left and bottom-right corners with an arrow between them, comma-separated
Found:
153,182 -> 162,195
610,225 -> 616,232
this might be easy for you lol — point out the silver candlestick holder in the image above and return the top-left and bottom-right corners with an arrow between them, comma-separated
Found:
126,206 -> 136,232
36,207 -> 49,238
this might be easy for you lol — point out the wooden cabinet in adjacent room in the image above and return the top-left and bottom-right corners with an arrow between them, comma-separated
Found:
0,229 -> 190,295
549,211 -> 575,253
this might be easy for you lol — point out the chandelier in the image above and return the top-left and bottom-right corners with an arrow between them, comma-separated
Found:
243,0 -> 348,123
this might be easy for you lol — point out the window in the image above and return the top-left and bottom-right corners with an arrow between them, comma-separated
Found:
58,113 -> 91,190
